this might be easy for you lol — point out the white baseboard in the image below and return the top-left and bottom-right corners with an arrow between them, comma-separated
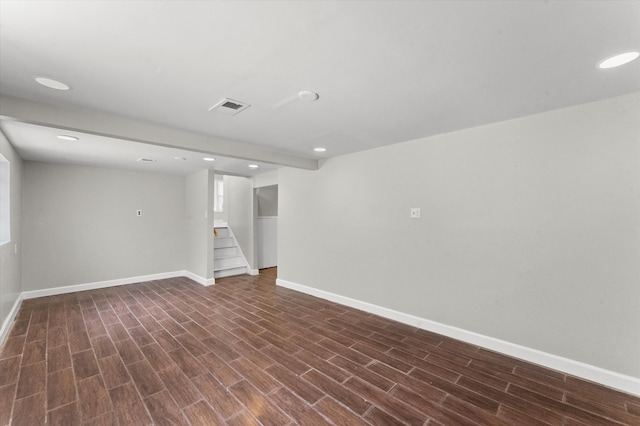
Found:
0,293 -> 23,346
247,268 -> 259,276
183,271 -> 215,286
22,271 -> 188,299
21,270 -> 217,300
276,278 -> 640,397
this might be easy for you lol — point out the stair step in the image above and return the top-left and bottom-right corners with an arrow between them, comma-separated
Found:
214,267 -> 246,279
214,227 -> 231,238
214,237 -> 235,248
213,226 -> 247,279
214,247 -> 238,258
214,256 -> 245,271
214,254 -> 241,261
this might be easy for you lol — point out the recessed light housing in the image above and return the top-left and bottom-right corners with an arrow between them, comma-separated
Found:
34,76 -> 71,90
174,157 -> 187,161
248,164 -> 260,169
203,157 -> 216,162
313,147 -> 327,152
598,51 -> 639,69
137,158 -> 157,163
57,135 -> 79,141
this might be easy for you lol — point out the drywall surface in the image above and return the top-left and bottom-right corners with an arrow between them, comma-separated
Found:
253,170 -> 278,188
22,162 -> 187,290
278,93 -> 640,377
257,185 -> 278,217
227,175 -> 254,269
0,131 -> 22,329
213,174 -> 229,225
185,169 -> 214,280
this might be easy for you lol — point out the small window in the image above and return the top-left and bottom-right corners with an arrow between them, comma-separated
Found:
0,153 -> 10,245
214,178 -> 224,213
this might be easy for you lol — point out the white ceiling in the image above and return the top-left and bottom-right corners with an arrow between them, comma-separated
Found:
0,120 -> 279,176
0,0 -> 639,176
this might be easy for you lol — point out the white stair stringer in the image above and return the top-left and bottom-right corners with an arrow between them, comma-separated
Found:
214,225 -> 249,279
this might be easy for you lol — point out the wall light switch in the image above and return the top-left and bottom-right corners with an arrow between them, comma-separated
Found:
136,210 -> 142,217
410,208 -> 421,219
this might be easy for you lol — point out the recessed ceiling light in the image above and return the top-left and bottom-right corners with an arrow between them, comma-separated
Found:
313,147 -> 327,152
174,157 -> 187,161
598,51 -> 639,69
137,158 -> 157,163
57,135 -> 79,141
248,164 -> 260,169
34,76 -> 71,90
203,157 -> 216,162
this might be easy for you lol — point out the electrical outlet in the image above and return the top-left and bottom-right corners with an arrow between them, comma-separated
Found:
410,208 -> 421,219
136,210 -> 142,217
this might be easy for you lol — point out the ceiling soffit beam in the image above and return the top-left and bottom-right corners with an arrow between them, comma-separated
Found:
0,95 -> 318,171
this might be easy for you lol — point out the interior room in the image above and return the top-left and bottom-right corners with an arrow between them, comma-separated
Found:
0,1 -> 639,425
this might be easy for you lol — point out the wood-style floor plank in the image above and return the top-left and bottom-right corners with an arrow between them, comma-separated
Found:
0,267 -> 638,425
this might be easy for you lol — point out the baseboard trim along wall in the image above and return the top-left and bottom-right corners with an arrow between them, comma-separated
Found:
0,293 -> 24,349
21,271 -> 188,299
276,278 -> 640,397
21,270 -> 216,300
183,271 -> 215,286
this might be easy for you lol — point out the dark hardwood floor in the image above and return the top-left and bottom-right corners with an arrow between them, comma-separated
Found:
0,268 -> 638,425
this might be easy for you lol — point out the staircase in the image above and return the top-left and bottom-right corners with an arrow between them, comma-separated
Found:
214,226 -> 248,278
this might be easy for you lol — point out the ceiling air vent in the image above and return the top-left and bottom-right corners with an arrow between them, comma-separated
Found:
209,98 -> 250,116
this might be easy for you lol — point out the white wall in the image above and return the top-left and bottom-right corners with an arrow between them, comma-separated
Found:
22,162 -> 187,290
185,169 -> 214,280
213,174 -> 229,226
0,131 -> 22,335
227,175 -> 255,269
258,217 -> 278,269
278,93 -> 640,378
257,185 -> 278,217
253,170 -> 278,188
